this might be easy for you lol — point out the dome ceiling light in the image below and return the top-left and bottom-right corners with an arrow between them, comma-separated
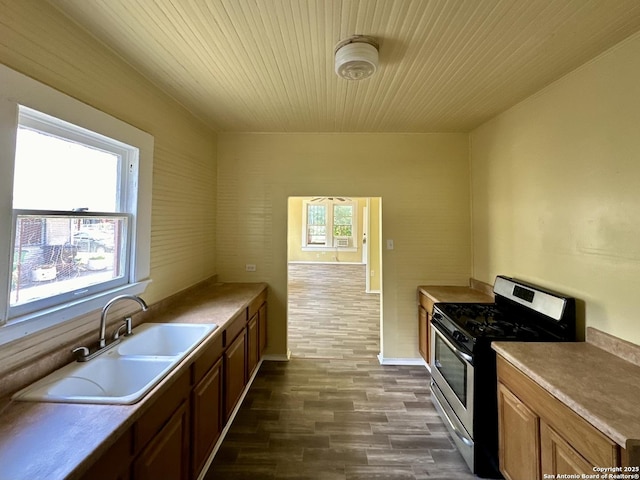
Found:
334,35 -> 379,81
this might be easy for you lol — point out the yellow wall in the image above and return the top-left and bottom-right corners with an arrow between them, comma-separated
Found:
216,133 -> 471,359
0,0 -> 218,307
471,32 -> 640,345
288,197 -> 367,264
368,197 -> 382,292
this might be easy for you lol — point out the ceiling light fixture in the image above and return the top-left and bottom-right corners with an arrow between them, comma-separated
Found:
334,35 -> 379,81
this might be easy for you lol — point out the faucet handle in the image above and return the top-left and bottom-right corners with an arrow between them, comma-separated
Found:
113,317 -> 133,340
72,346 -> 89,362
113,323 -> 127,341
124,316 -> 133,336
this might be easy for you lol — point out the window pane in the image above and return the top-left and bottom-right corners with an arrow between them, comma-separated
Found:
333,225 -> 353,237
333,205 -> 353,225
307,205 -> 326,226
13,127 -> 120,212
333,205 -> 353,238
11,214 -> 127,308
307,226 -> 326,245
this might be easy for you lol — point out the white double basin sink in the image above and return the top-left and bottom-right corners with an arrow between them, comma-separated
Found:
12,322 -> 217,405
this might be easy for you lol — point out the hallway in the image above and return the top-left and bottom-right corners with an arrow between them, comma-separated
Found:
287,263 -> 380,359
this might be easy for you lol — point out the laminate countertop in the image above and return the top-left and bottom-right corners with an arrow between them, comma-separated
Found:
492,339 -> 640,455
0,282 -> 267,480
418,285 -> 494,303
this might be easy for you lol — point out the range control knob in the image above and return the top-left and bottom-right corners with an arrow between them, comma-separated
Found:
433,312 -> 442,321
453,330 -> 468,342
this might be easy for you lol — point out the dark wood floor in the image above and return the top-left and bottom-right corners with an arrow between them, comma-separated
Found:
204,263 -> 475,479
205,359 -> 475,479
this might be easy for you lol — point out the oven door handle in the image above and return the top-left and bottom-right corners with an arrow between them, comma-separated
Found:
433,325 -> 473,364
431,381 -> 474,447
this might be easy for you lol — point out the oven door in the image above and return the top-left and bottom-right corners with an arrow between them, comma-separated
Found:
430,322 -> 475,437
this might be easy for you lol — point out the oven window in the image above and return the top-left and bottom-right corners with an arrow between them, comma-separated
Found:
434,334 -> 467,406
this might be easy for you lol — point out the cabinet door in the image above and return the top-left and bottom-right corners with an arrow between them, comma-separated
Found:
258,301 -> 267,356
191,358 -> 223,478
541,420 -> 594,476
133,401 -> 189,480
225,331 -> 247,421
80,430 -> 132,480
498,382 -> 540,480
247,314 -> 259,377
418,305 -> 428,362
418,293 -> 434,363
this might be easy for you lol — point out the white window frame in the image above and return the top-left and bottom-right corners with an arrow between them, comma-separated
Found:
0,64 -> 153,348
301,199 -> 357,251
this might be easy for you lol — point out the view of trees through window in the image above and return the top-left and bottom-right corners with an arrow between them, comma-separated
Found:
304,200 -> 354,247
333,205 -> 353,237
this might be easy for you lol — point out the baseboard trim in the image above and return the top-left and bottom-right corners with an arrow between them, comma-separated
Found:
288,261 -> 364,265
261,351 -> 291,362
377,354 -> 429,366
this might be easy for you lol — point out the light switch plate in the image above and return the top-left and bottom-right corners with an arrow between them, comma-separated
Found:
386,239 -> 394,250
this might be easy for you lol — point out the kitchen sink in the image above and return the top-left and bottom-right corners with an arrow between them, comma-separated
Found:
117,323 -> 216,357
12,322 -> 217,405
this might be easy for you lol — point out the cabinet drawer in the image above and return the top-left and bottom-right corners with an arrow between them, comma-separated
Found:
248,289 -> 267,319
223,310 -> 248,347
193,334 -> 223,385
497,357 -> 619,468
134,370 -> 190,454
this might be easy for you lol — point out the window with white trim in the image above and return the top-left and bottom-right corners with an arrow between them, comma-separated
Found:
302,199 -> 357,249
0,64 -> 152,344
10,107 -> 134,318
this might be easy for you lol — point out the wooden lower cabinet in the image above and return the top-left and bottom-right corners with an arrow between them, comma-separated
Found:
133,401 -> 189,480
497,383 -> 540,480
225,331 -> 247,421
258,301 -> 267,356
247,314 -> 259,378
418,305 -> 428,362
418,292 -> 433,363
80,430 -> 133,480
497,356 -> 621,480
541,420 -> 594,475
81,289 -> 268,480
191,357 -> 223,477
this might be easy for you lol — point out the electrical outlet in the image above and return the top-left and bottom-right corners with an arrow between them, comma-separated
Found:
245,264 -> 256,272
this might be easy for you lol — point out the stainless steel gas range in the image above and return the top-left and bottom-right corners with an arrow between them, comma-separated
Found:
429,275 -> 576,478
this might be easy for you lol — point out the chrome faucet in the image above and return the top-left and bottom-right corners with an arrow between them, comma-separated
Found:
73,294 -> 148,362
98,294 -> 148,348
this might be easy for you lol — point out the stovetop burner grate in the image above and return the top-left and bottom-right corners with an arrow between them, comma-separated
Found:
433,301 -> 564,343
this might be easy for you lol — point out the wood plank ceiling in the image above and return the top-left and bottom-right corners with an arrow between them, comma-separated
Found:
51,0 -> 640,133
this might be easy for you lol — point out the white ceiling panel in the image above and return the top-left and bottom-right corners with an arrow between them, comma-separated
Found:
51,0 -> 640,132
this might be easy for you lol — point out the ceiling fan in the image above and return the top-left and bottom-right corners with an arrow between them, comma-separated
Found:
310,197 -> 351,202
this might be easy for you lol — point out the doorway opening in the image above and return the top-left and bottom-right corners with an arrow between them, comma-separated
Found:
286,196 -> 382,359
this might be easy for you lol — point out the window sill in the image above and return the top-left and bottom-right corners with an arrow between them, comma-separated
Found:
0,280 -> 151,349
301,247 -> 357,252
